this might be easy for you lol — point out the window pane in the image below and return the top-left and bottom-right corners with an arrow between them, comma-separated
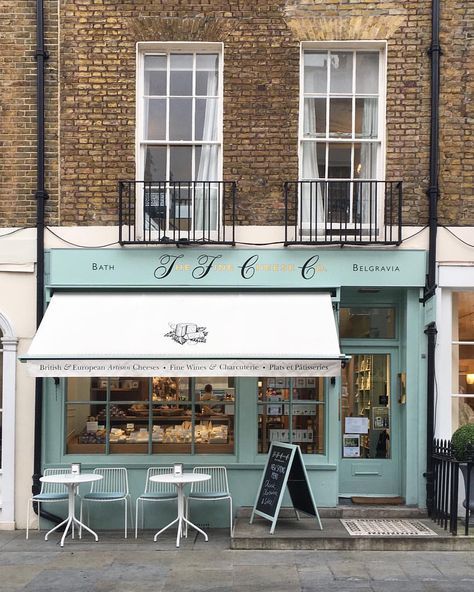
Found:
453,397 -> 474,430
356,52 -> 379,94
196,54 -> 219,96
66,403 -> 106,454
67,377 -> 105,402
144,146 -> 166,181
340,307 -> 396,339
195,98 -> 218,141
330,52 -> 352,93
302,142 -> 326,178
328,143 -> 351,178
144,98 -> 166,140
453,344 -> 474,394
169,146 -> 192,180
329,98 -> 352,137
258,378 -> 325,454
195,144 -> 219,180
353,143 -> 377,179
303,98 -> 326,137
341,355 -> 391,459
169,98 -> 192,140
170,54 -> 193,96
355,98 -> 378,138
304,51 -> 327,94
144,55 -> 167,95
455,292 -> 474,341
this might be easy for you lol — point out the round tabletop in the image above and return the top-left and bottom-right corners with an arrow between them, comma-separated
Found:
40,473 -> 104,485
149,473 -> 211,485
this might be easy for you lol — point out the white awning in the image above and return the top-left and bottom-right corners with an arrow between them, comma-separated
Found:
21,292 -> 345,377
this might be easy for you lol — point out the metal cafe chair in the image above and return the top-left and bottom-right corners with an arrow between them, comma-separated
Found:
135,466 -> 178,538
186,466 -> 233,537
26,467 -> 69,539
79,467 -> 132,538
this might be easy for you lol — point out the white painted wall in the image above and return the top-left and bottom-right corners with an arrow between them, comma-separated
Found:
0,232 -> 36,529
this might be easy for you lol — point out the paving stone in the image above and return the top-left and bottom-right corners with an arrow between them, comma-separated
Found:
0,564 -> 45,589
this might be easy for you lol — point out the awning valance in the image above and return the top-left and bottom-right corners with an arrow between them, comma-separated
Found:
21,292 -> 345,377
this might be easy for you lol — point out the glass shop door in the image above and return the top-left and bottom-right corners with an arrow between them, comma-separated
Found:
339,350 -> 401,497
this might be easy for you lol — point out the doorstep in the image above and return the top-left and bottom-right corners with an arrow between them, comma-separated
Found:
231,507 -> 474,551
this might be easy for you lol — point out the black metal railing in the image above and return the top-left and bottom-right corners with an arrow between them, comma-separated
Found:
119,181 -> 237,245
284,180 -> 402,245
432,439 -> 473,535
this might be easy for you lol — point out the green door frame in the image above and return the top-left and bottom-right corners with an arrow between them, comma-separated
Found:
338,346 -> 401,497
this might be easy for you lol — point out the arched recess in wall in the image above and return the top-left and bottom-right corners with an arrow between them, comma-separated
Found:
0,310 -> 18,528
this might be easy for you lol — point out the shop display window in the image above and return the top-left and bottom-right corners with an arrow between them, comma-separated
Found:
451,291 -> 474,431
339,307 -> 395,339
257,377 -> 325,454
341,354 -> 391,459
65,377 -> 235,455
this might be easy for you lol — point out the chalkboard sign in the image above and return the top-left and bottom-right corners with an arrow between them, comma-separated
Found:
250,442 -> 322,534
255,443 -> 293,517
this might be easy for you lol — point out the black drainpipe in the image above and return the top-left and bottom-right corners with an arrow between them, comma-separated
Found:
423,0 -> 441,516
32,0 -> 62,527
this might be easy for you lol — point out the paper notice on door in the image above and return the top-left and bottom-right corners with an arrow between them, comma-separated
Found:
345,417 -> 369,434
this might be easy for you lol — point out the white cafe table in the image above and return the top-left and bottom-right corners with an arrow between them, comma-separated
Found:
150,472 -> 211,548
39,473 -> 103,547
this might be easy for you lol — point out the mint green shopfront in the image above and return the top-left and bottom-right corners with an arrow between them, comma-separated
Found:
31,248 -> 428,530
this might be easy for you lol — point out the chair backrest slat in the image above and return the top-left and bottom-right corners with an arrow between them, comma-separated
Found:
41,468 -> 70,495
91,467 -> 129,495
145,467 -> 175,494
191,466 -> 229,495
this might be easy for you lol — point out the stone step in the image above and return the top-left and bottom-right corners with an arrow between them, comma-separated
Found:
237,505 -> 428,519
231,516 -> 474,551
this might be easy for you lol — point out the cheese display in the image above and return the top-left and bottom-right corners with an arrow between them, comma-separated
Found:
66,376 -> 235,454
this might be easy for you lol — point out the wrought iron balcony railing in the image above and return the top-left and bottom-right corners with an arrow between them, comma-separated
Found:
284,180 -> 403,245
119,181 -> 236,245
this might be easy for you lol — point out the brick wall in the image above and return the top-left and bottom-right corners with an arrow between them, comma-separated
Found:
0,1 -> 471,227
438,1 -> 474,224
0,0 -> 58,227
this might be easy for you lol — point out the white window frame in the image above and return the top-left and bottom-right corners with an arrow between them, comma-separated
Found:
298,41 -> 387,232
135,42 -> 224,238
436,270 -> 474,439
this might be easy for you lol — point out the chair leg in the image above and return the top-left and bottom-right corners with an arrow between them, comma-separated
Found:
124,498 -> 127,539
135,499 -> 140,539
229,498 -> 233,538
37,501 -> 41,533
185,498 -> 190,538
26,499 -> 31,540
79,499 -> 83,539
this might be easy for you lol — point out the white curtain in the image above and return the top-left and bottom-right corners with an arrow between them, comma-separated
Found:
196,66 -> 219,231
302,100 -> 324,229
359,99 -> 378,225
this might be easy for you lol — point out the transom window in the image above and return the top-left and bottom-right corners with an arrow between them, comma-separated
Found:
300,47 -> 385,228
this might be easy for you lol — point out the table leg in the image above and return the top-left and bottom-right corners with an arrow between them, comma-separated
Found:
44,484 -> 99,547
177,485 -> 208,545
153,483 -> 208,547
153,516 -> 179,542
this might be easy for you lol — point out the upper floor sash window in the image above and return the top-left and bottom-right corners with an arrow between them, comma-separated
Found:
137,44 -> 222,233
300,46 -> 385,229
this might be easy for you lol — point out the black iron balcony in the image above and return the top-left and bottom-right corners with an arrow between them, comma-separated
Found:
119,181 -> 236,245
284,180 -> 403,245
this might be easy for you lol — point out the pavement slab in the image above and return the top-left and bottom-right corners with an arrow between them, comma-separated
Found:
2,530 -> 474,591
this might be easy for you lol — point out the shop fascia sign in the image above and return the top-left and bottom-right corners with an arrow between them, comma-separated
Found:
47,248 -> 426,289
